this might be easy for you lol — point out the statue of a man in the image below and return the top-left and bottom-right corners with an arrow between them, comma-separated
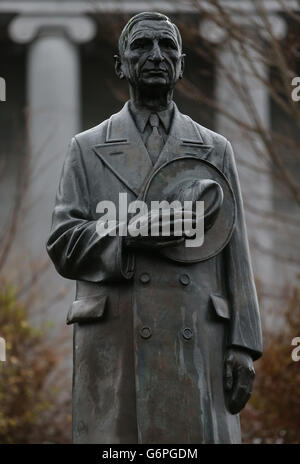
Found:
47,12 -> 263,444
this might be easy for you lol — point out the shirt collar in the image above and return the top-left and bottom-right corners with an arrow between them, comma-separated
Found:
129,101 -> 174,134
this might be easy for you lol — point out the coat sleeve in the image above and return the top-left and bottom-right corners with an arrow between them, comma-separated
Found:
46,136 -> 135,283
223,140 -> 263,361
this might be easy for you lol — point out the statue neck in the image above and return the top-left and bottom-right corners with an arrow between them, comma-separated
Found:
129,85 -> 174,112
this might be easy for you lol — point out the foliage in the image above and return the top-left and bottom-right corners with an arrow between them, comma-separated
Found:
241,286 -> 300,443
0,280 -> 71,443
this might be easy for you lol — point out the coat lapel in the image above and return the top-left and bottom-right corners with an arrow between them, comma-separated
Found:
93,101 -> 214,197
153,103 -> 213,169
93,102 -> 153,196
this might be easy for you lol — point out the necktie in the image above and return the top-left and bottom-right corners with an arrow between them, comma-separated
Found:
146,113 -> 164,165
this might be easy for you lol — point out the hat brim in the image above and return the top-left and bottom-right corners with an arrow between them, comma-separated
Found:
142,156 -> 236,263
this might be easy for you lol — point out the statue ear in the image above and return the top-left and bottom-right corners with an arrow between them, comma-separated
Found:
114,54 -> 125,80
179,53 -> 186,79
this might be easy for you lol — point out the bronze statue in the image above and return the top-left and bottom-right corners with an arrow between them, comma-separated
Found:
47,12 -> 263,444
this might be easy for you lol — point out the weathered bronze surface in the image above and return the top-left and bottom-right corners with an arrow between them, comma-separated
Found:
142,156 -> 236,262
47,12 -> 263,444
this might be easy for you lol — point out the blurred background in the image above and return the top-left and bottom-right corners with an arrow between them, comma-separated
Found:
0,0 -> 299,443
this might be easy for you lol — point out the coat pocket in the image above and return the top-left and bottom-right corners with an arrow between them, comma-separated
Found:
210,294 -> 231,320
66,295 -> 108,325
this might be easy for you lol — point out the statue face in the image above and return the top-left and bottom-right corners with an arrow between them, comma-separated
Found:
120,19 -> 184,91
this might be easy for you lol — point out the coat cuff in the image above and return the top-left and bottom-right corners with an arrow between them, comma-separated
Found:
227,343 -> 263,362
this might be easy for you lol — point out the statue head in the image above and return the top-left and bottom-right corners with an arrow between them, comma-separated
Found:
115,12 -> 185,98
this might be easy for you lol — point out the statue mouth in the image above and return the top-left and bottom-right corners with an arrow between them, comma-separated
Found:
142,68 -> 168,76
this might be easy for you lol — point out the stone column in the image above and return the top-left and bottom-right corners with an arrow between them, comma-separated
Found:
8,15 -> 96,324
200,16 -> 287,308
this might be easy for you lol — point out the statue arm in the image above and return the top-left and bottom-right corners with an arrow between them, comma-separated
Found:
223,140 -> 263,361
46,137 -> 134,283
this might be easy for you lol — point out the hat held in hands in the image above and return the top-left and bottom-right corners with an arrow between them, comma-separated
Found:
142,156 -> 236,263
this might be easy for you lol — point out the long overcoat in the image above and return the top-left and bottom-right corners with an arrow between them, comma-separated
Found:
47,102 -> 263,444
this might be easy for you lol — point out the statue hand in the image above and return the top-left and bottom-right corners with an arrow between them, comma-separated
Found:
125,210 -> 195,250
224,347 -> 255,414
125,235 -> 184,250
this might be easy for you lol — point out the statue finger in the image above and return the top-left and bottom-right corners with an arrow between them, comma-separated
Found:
224,359 -> 233,392
228,367 -> 253,414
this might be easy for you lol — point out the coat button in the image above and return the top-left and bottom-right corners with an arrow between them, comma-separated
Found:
139,273 -> 151,284
179,274 -> 190,286
182,327 -> 193,340
140,326 -> 152,339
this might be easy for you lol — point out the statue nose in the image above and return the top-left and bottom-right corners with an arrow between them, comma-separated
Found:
150,43 -> 164,62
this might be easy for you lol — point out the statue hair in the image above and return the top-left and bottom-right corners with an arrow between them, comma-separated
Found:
118,12 -> 182,56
